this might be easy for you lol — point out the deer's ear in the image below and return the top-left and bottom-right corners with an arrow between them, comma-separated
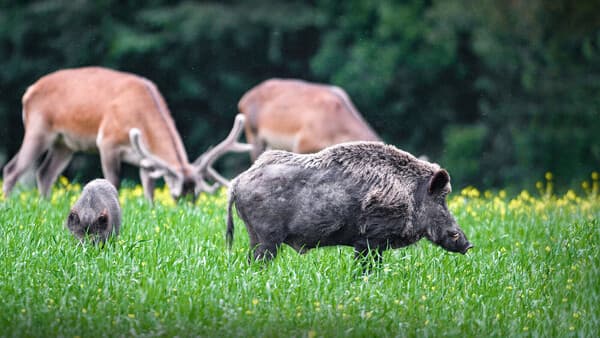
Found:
428,169 -> 451,195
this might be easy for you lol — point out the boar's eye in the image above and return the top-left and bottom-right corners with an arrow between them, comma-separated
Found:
448,231 -> 459,240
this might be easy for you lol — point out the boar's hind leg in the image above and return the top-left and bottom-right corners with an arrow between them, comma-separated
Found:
250,229 -> 283,262
252,243 -> 278,262
246,227 -> 260,263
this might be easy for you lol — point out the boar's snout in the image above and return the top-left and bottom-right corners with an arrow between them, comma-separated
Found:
461,242 -> 474,254
435,228 -> 473,255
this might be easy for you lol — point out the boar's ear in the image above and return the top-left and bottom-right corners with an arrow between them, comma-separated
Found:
428,169 -> 451,195
97,209 -> 109,230
67,211 -> 80,229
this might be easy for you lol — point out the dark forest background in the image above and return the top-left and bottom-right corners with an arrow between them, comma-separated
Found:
1,0 -> 599,191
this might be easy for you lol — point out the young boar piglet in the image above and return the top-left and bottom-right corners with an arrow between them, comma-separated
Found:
227,141 -> 473,264
66,179 -> 121,244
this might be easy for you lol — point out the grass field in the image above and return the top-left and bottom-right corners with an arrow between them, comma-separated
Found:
0,174 -> 598,337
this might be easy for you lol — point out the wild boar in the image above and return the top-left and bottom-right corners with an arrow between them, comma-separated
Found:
66,178 -> 121,244
226,142 -> 472,264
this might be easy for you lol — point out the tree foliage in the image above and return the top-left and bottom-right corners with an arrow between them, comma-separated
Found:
0,0 -> 598,189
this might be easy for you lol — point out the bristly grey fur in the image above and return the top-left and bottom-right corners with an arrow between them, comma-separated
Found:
254,141 -> 440,182
248,141 -> 442,210
67,178 -> 121,244
227,141 -> 472,266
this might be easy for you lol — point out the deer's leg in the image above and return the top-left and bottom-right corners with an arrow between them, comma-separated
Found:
2,156 -> 19,196
3,125 -> 54,196
36,143 -> 73,198
139,168 -> 155,202
97,140 -> 122,189
245,130 -> 265,162
251,138 -> 267,161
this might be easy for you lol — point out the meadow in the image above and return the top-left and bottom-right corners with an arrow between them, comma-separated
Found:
0,174 -> 598,337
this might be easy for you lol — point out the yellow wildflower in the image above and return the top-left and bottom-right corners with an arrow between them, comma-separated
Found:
59,176 -> 69,186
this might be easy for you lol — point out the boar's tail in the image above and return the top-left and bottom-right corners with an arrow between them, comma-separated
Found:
226,189 -> 235,249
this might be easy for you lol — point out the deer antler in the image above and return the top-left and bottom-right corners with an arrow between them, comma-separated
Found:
129,128 -> 181,179
193,114 -> 253,188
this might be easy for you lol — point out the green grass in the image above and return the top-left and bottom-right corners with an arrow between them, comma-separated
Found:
0,183 -> 598,337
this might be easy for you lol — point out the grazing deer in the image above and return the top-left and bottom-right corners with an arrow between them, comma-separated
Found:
238,78 -> 381,160
2,67 -> 251,201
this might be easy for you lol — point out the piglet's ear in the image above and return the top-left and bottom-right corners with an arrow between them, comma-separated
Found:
428,169 -> 450,195
67,210 -> 80,229
97,209 -> 109,230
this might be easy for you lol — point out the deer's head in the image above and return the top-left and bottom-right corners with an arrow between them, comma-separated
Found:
129,114 -> 252,201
